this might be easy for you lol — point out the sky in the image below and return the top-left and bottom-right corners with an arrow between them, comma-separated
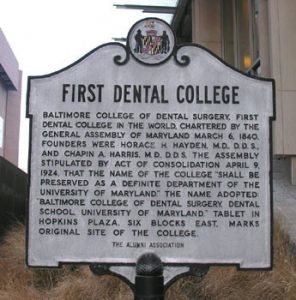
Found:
0,0 -> 176,171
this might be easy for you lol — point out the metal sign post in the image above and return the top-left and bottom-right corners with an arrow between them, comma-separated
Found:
135,253 -> 164,300
26,18 -> 275,296
90,252 -> 209,299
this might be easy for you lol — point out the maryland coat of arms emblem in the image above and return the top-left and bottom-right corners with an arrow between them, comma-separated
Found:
128,18 -> 175,65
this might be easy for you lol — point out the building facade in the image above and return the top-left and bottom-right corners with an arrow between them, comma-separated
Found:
0,29 -> 27,234
172,0 -> 296,184
0,29 -> 22,166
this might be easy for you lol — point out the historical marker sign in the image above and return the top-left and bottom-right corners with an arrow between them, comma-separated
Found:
27,18 -> 275,269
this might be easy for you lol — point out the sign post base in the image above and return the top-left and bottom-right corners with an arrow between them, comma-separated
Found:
135,253 -> 164,300
90,254 -> 209,299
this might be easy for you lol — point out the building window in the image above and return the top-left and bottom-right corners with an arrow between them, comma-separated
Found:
222,0 -> 260,74
0,116 -> 3,149
172,0 -> 192,43
222,1 -> 235,66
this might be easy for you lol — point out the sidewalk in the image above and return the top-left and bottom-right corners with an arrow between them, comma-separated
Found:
273,157 -> 296,244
